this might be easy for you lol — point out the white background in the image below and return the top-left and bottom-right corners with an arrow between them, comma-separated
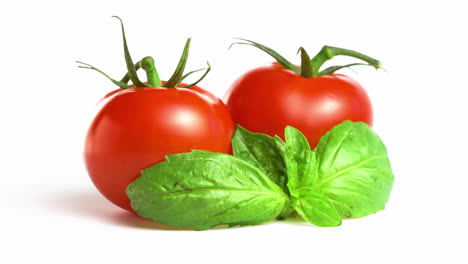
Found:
1,0 -> 467,263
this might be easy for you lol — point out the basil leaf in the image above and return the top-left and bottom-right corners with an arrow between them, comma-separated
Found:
232,125 -> 287,191
284,126 -> 342,226
284,126 -> 317,191
232,125 -> 294,218
126,150 -> 289,230
292,190 -> 342,227
314,121 -> 395,219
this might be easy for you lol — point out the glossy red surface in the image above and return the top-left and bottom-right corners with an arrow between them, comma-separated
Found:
224,64 -> 372,148
85,86 -> 234,211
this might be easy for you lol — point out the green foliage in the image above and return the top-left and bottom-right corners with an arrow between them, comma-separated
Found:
127,121 -> 394,230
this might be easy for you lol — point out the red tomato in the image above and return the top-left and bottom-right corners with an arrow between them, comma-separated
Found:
224,63 -> 372,148
85,86 -> 235,211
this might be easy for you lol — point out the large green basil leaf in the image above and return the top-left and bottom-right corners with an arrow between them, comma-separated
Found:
126,150 -> 289,230
314,121 -> 395,219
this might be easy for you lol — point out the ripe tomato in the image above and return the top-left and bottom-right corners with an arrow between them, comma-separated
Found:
81,18 -> 235,212
224,65 -> 372,148
224,40 -> 379,148
85,86 -> 234,211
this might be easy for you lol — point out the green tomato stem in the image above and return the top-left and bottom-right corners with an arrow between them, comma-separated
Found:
76,61 -> 133,89
298,47 -> 314,78
140,56 -> 162,87
119,61 -> 141,84
181,62 -> 211,88
164,38 -> 191,88
113,16 -> 147,88
310,46 -> 382,76
318,63 -> 369,76
179,67 -> 207,85
231,39 -> 300,74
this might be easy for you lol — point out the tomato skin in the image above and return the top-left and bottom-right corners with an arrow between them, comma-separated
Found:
85,86 -> 234,211
224,64 -> 372,148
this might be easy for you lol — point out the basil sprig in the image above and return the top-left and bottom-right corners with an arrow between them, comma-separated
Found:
285,122 -> 394,226
126,121 -> 394,230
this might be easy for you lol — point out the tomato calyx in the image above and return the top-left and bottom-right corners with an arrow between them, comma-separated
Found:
231,38 -> 382,78
298,47 -> 313,78
77,16 -> 210,89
